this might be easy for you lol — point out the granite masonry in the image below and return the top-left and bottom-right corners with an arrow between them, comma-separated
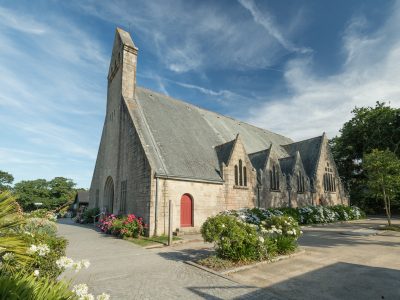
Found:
89,28 -> 348,236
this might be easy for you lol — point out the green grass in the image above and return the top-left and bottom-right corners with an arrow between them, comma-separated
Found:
124,235 -> 181,247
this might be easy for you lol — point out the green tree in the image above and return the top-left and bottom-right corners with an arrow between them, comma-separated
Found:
0,170 -> 14,191
14,178 -> 76,211
363,149 -> 400,226
330,102 -> 400,211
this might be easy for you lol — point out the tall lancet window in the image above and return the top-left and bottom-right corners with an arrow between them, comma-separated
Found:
323,162 -> 336,192
234,159 -> 247,187
239,160 -> 243,186
234,165 -> 239,186
297,172 -> 305,193
270,165 -> 280,191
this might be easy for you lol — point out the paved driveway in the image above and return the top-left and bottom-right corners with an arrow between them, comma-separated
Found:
228,218 -> 400,300
57,219 -> 275,299
58,218 -> 400,300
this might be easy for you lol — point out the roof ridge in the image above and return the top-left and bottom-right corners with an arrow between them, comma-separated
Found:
283,134 -> 323,146
136,85 -> 293,143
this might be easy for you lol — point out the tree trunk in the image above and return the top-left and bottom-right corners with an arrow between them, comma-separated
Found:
382,187 -> 391,226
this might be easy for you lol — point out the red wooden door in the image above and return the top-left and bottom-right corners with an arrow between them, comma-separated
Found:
180,194 -> 193,227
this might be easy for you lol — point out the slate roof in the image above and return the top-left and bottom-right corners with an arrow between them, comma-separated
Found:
249,149 -> 270,171
75,190 -> 89,204
282,136 -> 323,178
279,156 -> 295,176
215,139 -> 236,166
131,87 -> 295,182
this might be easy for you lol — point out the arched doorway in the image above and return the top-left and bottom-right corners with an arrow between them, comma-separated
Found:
104,176 -> 114,213
180,194 -> 193,227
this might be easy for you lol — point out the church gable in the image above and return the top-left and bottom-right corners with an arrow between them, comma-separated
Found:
283,135 -> 323,179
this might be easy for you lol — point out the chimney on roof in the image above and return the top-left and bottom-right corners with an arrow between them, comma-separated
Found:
108,27 -> 138,100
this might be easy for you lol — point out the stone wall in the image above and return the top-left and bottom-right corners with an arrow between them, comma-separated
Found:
313,134 -> 348,206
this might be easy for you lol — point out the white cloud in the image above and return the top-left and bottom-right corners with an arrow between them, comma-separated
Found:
0,6 -> 48,35
247,3 -> 400,141
75,0 -> 308,73
238,0 -> 311,54
0,5 -> 104,187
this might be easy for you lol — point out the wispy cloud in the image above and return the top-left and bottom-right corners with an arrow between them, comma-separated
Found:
0,6 -> 48,35
0,4 -> 106,187
247,2 -> 400,140
238,0 -> 311,54
75,0 -> 309,73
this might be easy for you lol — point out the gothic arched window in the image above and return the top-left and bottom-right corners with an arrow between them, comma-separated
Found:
234,160 -> 247,187
270,165 -> 280,191
297,172 -> 305,193
323,163 -> 335,192
239,159 -> 243,186
234,165 -> 238,186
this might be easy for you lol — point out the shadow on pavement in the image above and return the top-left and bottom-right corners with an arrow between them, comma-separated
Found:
185,263 -> 400,300
157,248 -> 214,262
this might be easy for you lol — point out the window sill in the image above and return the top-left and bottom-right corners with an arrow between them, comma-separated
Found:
234,185 -> 249,190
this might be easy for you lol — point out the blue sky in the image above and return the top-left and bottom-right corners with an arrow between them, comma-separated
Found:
1,0 -> 399,188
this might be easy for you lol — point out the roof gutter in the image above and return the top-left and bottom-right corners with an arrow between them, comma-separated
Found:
154,174 -> 224,185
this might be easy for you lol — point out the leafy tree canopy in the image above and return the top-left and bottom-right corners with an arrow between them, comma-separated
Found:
0,170 -> 14,191
331,102 -> 400,185
330,102 -> 400,212
14,177 -> 76,211
363,149 -> 400,225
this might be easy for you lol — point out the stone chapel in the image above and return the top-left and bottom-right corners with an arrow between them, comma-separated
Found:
89,28 -> 348,235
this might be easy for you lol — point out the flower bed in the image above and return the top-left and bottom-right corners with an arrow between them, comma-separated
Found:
200,205 -> 365,265
98,214 -> 146,238
0,192 -> 110,299
201,214 -> 301,262
222,205 -> 365,226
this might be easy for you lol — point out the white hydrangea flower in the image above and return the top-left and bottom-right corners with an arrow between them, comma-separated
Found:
73,262 -> 83,272
27,244 -> 38,254
221,224 -> 225,228
33,269 -> 39,277
81,294 -> 94,300
96,293 -> 110,300
56,256 -> 74,269
72,283 -> 89,297
258,236 -> 264,243
3,252 -> 14,261
81,259 -> 90,269
36,244 -> 50,256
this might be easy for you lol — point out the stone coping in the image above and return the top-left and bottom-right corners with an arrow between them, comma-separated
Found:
185,248 -> 306,279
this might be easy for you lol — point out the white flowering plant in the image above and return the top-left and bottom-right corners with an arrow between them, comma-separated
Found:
201,215 -> 268,261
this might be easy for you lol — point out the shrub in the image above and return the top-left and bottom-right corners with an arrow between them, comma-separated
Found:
25,235 -> 68,279
98,214 -> 145,238
260,215 -> 301,254
0,273 -> 75,300
82,207 -> 100,223
276,236 -> 297,254
25,209 -> 57,222
201,215 -> 267,262
202,214 -> 303,262
75,207 -> 100,224
24,218 -> 57,237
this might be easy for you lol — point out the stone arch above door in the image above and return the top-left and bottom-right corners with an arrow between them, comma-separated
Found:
104,176 -> 114,213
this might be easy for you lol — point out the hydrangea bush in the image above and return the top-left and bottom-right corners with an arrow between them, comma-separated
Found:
202,205 -> 365,262
201,213 -> 302,261
221,205 -> 365,226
